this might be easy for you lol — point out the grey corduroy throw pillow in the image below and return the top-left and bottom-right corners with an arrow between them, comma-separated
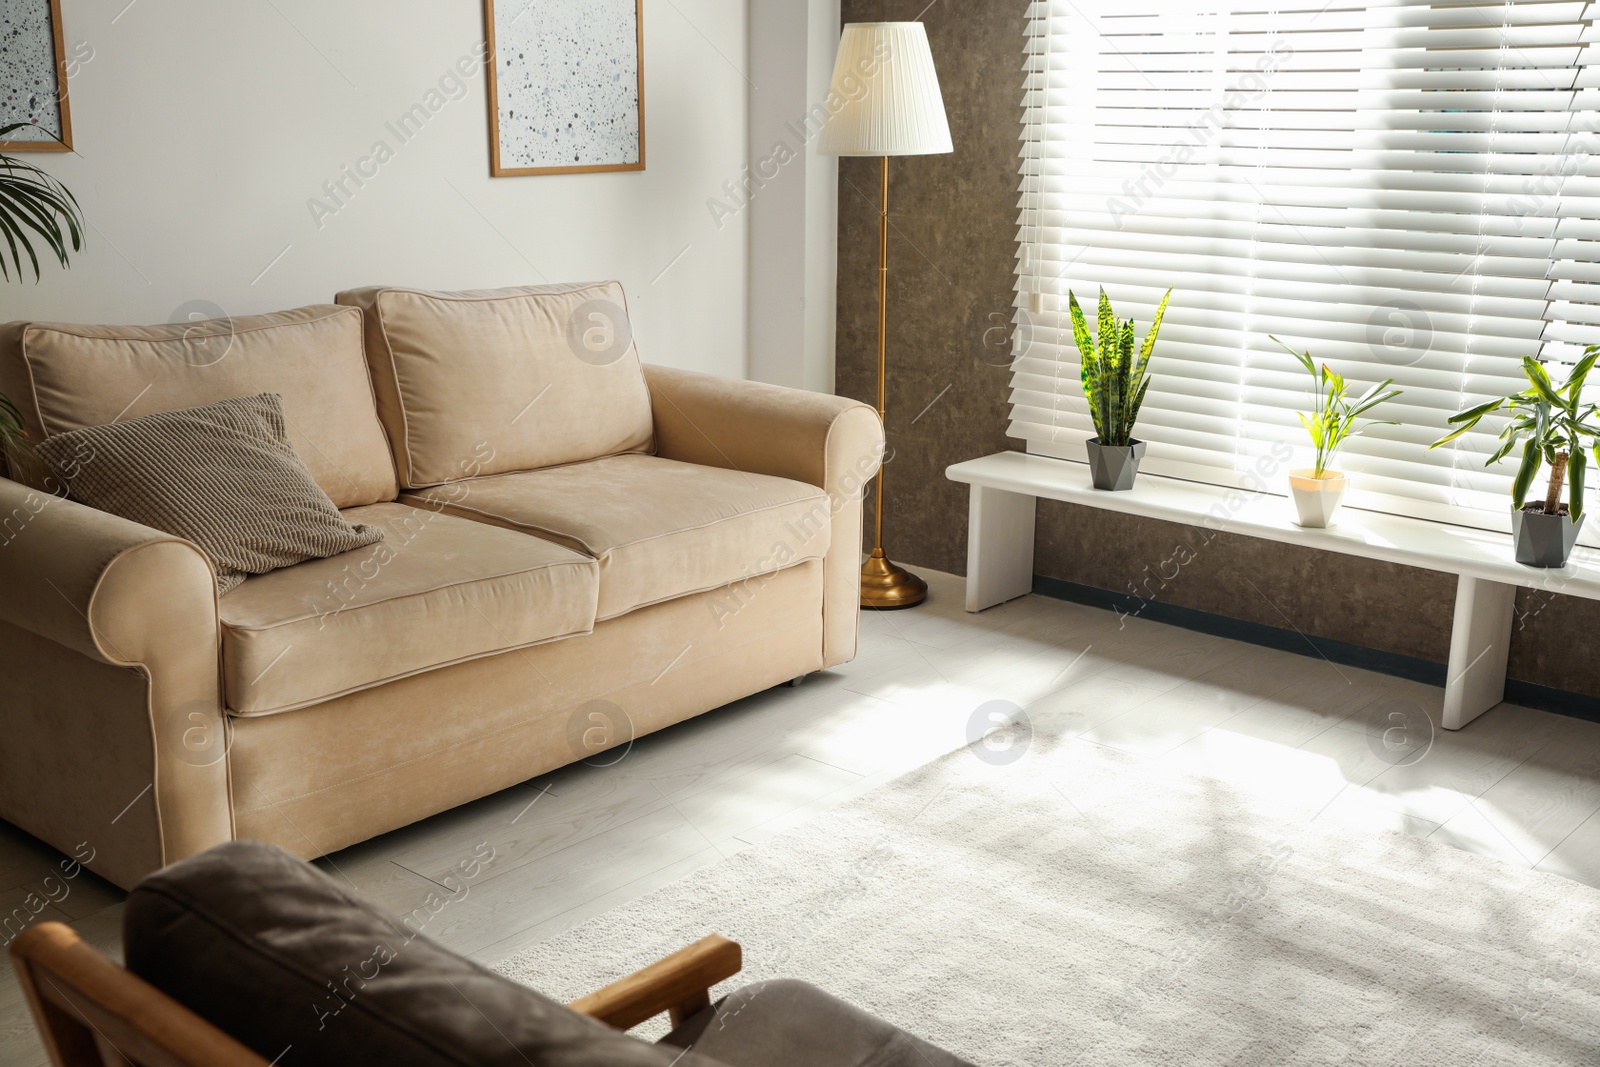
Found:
35,392 -> 383,594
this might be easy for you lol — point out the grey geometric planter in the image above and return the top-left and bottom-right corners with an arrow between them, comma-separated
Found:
1511,506 -> 1584,568
1086,437 -> 1146,491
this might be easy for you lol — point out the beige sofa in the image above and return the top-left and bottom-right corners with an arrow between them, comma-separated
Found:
0,282 -> 883,890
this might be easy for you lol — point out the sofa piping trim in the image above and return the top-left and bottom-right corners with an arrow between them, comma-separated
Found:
403,482 -> 829,559
219,554 -> 598,632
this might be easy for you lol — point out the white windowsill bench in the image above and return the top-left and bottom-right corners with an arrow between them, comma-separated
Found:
946,450 -> 1600,730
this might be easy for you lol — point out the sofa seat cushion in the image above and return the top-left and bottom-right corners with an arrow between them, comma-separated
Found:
404,454 -> 830,621
219,502 -> 598,716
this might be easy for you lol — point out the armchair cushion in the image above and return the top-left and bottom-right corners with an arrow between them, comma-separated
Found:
403,454 -> 830,621
336,282 -> 655,488
124,841 -> 731,1067
663,980 -> 975,1067
35,393 -> 385,594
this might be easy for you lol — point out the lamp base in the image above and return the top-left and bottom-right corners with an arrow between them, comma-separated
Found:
860,548 -> 927,610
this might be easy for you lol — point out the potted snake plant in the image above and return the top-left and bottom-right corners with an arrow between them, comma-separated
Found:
0,122 -> 84,473
1272,337 -> 1402,528
1070,287 -> 1171,491
1431,350 -> 1600,568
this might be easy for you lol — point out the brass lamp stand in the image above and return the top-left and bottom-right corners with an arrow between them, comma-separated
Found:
816,21 -> 950,609
859,155 -> 927,610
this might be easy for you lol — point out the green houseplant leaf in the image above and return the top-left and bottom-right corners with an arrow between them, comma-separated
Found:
1069,287 -> 1172,449
1570,446 -> 1587,521
1275,336 -> 1403,478
0,124 -> 83,283
1439,347 -> 1600,519
0,123 -> 86,475
1512,437 -> 1542,510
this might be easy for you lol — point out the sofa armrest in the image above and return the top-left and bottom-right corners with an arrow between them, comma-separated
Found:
644,366 -> 885,668
0,476 -> 229,888
0,477 -> 218,664
644,365 -> 884,495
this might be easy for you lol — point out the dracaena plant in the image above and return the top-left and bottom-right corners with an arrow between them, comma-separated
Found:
0,122 -> 85,472
1069,287 -> 1171,448
1430,350 -> 1600,521
1272,337 -> 1403,478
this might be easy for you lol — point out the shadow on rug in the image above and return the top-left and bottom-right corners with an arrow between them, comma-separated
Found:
496,731 -> 1600,1066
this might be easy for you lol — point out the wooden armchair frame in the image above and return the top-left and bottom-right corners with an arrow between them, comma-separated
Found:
11,922 -> 743,1067
11,922 -> 269,1067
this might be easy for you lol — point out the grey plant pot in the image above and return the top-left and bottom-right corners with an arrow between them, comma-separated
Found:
1511,506 -> 1584,568
1086,437 -> 1147,492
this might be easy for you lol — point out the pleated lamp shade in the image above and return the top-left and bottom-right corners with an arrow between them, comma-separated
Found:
817,22 -> 952,157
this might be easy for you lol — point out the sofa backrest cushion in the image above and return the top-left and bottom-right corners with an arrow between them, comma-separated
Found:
0,306 -> 397,508
123,841 -> 731,1067
336,282 -> 655,488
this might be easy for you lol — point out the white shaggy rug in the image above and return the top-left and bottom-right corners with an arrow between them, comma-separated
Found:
496,732 -> 1600,1066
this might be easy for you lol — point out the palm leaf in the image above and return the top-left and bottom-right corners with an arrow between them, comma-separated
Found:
0,138 -> 85,283
0,186 -> 72,267
1297,412 -> 1323,451
1271,335 -> 1316,377
0,208 -> 39,281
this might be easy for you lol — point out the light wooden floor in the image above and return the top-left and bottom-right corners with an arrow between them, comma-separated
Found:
5,569 -> 1600,1063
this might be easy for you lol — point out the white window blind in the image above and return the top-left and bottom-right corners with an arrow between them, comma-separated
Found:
1012,0 -> 1600,535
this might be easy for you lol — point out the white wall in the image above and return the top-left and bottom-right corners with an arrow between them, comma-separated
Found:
0,0 -> 751,378
746,0 -> 840,392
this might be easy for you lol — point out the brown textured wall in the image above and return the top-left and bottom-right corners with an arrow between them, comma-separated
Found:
834,0 -> 1600,699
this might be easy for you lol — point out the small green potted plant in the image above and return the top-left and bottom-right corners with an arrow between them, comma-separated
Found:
1070,287 -> 1171,491
0,122 -> 84,474
1272,337 -> 1402,528
1431,350 -> 1600,568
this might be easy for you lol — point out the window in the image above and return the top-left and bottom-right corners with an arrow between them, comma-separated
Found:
1011,0 -> 1598,534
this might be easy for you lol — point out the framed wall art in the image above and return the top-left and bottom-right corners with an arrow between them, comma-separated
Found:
483,0 -> 645,177
0,0 -> 74,152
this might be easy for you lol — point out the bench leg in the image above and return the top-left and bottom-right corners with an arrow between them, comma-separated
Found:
964,484 -> 1037,612
1443,574 -> 1517,730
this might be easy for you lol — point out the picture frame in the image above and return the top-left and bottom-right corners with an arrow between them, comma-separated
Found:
0,0 -> 75,153
482,0 -> 645,177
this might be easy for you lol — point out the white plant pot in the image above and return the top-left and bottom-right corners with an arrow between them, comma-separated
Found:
1289,469 -> 1347,529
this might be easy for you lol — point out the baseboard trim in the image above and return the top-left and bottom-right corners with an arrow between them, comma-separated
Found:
1031,575 -> 1600,724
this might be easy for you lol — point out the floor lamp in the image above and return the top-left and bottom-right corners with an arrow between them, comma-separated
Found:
819,22 -> 953,609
